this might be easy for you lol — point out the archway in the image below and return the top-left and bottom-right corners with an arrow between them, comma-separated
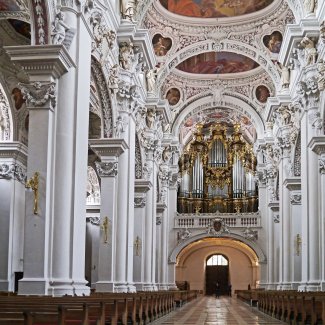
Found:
175,237 -> 260,294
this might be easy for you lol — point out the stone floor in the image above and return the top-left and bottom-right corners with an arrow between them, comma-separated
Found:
151,295 -> 285,325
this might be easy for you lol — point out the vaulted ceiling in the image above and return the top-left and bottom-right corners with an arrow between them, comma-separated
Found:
142,0 -> 293,145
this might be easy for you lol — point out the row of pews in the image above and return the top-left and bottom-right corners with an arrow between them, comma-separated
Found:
0,290 -> 199,324
236,290 -> 325,324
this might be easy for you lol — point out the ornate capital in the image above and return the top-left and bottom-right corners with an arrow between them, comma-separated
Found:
308,110 -> 323,134
319,157 -> 325,174
0,163 -> 26,183
290,193 -> 302,205
134,197 -> 146,208
19,81 -> 56,108
95,161 -> 118,177
242,227 -> 258,241
273,214 -> 280,223
87,216 -> 100,225
297,77 -> 320,109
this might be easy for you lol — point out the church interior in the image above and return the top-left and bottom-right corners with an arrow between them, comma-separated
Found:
0,0 -> 325,323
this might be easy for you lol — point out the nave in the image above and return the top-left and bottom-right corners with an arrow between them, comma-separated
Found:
152,296 -> 285,325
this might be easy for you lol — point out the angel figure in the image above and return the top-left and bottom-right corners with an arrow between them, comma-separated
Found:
121,0 -> 137,22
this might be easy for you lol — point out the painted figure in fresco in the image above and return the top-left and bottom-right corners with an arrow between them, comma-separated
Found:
264,31 -> 283,54
152,35 -> 172,56
163,0 -> 272,18
255,85 -> 270,103
166,88 -> 180,106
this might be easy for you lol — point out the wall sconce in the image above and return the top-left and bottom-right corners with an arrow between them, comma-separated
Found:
25,172 -> 39,215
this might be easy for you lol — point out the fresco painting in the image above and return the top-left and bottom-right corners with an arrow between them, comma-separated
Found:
8,19 -> 31,39
255,85 -> 270,103
0,1 -> 20,11
152,34 -> 172,56
160,0 -> 273,18
263,31 -> 283,54
176,52 -> 259,74
181,108 -> 256,140
166,88 -> 181,105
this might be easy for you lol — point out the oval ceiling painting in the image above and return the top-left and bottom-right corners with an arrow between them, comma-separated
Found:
159,0 -> 273,18
176,52 -> 259,74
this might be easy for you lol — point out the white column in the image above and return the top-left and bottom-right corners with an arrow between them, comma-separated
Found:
0,143 -> 27,291
267,202 -> 279,290
309,137 -> 325,290
286,181 -> 302,290
143,148 -> 154,291
167,174 -> 178,290
90,139 -> 127,292
299,110 -> 321,291
6,45 -> 75,296
133,180 -> 151,290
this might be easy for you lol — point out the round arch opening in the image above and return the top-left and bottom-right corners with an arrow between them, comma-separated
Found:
175,237 -> 260,295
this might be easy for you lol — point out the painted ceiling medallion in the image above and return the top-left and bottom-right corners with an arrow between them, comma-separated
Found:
176,52 -> 259,74
159,0 -> 273,18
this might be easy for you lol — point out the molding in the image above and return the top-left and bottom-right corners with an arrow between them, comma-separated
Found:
268,201 -> 280,211
4,45 -> 75,78
0,142 -> 28,166
308,136 -> 325,155
134,179 -> 152,192
89,139 -> 129,158
156,202 -> 167,213
283,177 -> 301,191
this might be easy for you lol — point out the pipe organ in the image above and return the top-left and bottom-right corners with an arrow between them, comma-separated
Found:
178,123 -> 258,214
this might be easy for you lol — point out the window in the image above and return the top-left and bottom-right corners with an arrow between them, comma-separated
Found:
207,254 -> 228,266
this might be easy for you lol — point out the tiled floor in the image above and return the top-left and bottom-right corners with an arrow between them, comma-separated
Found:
151,296 -> 285,325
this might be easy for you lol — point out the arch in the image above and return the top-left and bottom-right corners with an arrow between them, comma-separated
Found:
172,92 -> 265,140
0,83 -> 13,141
91,57 -> 114,138
157,39 -> 280,87
169,232 -> 267,264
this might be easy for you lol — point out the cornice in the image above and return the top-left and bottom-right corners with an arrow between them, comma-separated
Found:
89,139 -> 129,158
0,142 -> 28,166
134,179 -> 152,192
283,177 -> 301,190
308,136 -> 325,155
4,45 -> 76,79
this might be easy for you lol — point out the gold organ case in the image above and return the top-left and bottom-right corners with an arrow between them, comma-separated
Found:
178,122 -> 258,214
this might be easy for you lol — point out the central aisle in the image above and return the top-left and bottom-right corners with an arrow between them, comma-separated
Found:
151,295 -> 285,325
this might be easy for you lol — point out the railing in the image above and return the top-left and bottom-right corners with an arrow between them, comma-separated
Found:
174,211 -> 261,229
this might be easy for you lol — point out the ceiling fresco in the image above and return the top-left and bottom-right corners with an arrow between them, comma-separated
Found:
180,108 -> 256,142
176,52 -> 259,74
159,0 -> 274,18
0,1 -> 21,11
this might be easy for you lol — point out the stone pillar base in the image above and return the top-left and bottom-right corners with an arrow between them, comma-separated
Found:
298,282 -> 321,292
142,284 -> 154,291
114,284 -> 129,293
159,284 -> 169,291
96,281 -> 114,292
168,284 -> 178,290
0,280 -> 10,292
127,284 -> 137,293
18,278 -> 48,296
280,283 -> 293,290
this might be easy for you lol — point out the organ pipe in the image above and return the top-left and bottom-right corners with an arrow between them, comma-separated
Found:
178,122 -> 258,213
